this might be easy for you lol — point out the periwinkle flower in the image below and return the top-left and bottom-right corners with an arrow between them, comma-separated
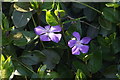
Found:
68,32 -> 91,55
34,25 -> 62,43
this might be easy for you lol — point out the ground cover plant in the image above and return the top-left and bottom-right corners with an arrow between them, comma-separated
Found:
1,1 -> 120,80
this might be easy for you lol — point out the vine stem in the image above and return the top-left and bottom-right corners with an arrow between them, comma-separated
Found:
13,58 -> 36,74
32,16 -> 37,27
67,16 -> 100,29
61,24 -> 71,62
57,16 -> 71,62
32,16 -> 45,49
79,2 -> 102,15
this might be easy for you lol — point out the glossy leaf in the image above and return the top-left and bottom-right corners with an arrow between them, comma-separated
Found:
46,10 -> 59,26
112,38 -> 120,54
19,50 -> 46,65
73,61 -> 90,75
12,60 -> 33,77
103,8 -> 120,23
37,65 -> 47,78
42,49 -> 60,69
12,10 -> 32,28
2,13 -> 9,30
83,7 -> 97,22
106,3 -> 120,8
99,16 -> 112,30
14,2 -> 33,12
66,21 -> 82,36
45,71 -> 60,78
1,55 -> 14,78
87,47 -> 102,73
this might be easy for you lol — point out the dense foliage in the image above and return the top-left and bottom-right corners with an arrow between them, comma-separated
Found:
1,2 -> 120,80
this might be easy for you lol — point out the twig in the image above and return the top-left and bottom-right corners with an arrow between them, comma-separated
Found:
79,2 -> 102,15
31,16 -> 45,49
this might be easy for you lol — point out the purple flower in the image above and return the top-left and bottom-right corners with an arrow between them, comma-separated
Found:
41,0 -> 44,2
34,25 -> 62,43
68,32 -> 91,55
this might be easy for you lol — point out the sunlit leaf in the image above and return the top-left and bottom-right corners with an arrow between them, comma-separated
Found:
46,10 -> 59,26
14,2 -> 33,12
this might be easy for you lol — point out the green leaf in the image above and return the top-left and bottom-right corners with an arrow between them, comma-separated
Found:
62,16 -> 86,24
101,45 -> 115,61
1,55 -> 14,78
103,65 -> 117,78
54,10 -> 65,17
87,43 -> 102,73
83,7 -> 97,22
87,48 -> 102,73
99,25 -> 116,37
73,60 -> 90,76
21,31 -> 36,43
14,2 -> 33,12
30,2 -> 40,10
14,38 -> 28,46
106,3 -> 120,8
72,2 -> 86,9
103,8 -> 120,23
66,21 -> 82,36
42,49 -> 60,69
2,13 -> 9,31
37,65 -> 47,78
19,50 -> 46,65
57,64 -> 74,78
45,71 -> 60,78
87,23 -> 99,39
41,2 -> 53,10
46,10 -> 59,26
12,30 -> 36,46
109,32 -> 116,43
112,38 -> 120,54
2,31 -> 13,46
75,69 -> 86,80
99,16 -> 112,30
12,59 -> 33,77
2,45 -> 16,57
44,42 -> 67,49
12,10 -> 32,28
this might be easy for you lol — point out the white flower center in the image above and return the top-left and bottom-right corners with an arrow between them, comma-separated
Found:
45,29 -> 52,35
75,40 -> 82,47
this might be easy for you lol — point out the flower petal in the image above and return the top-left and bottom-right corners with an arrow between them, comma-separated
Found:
49,33 -> 61,43
72,32 -> 80,40
54,34 -> 62,41
68,40 -> 76,48
34,26 -> 46,35
80,37 -> 91,44
80,45 -> 89,53
40,34 -> 51,41
44,25 -> 50,30
72,46 -> 80,55
50,25 -> 61,32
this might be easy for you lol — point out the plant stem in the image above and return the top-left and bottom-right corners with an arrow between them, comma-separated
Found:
13,58 -> 36,74
79,2 -> 102,15
61,24 -> 71,62
40,40 -> 45,49
80,20 -> 100,29
32,15 -> 45,49
32,16 -> 37,27
63,16 -> 86,24
58,16 -> 70,61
